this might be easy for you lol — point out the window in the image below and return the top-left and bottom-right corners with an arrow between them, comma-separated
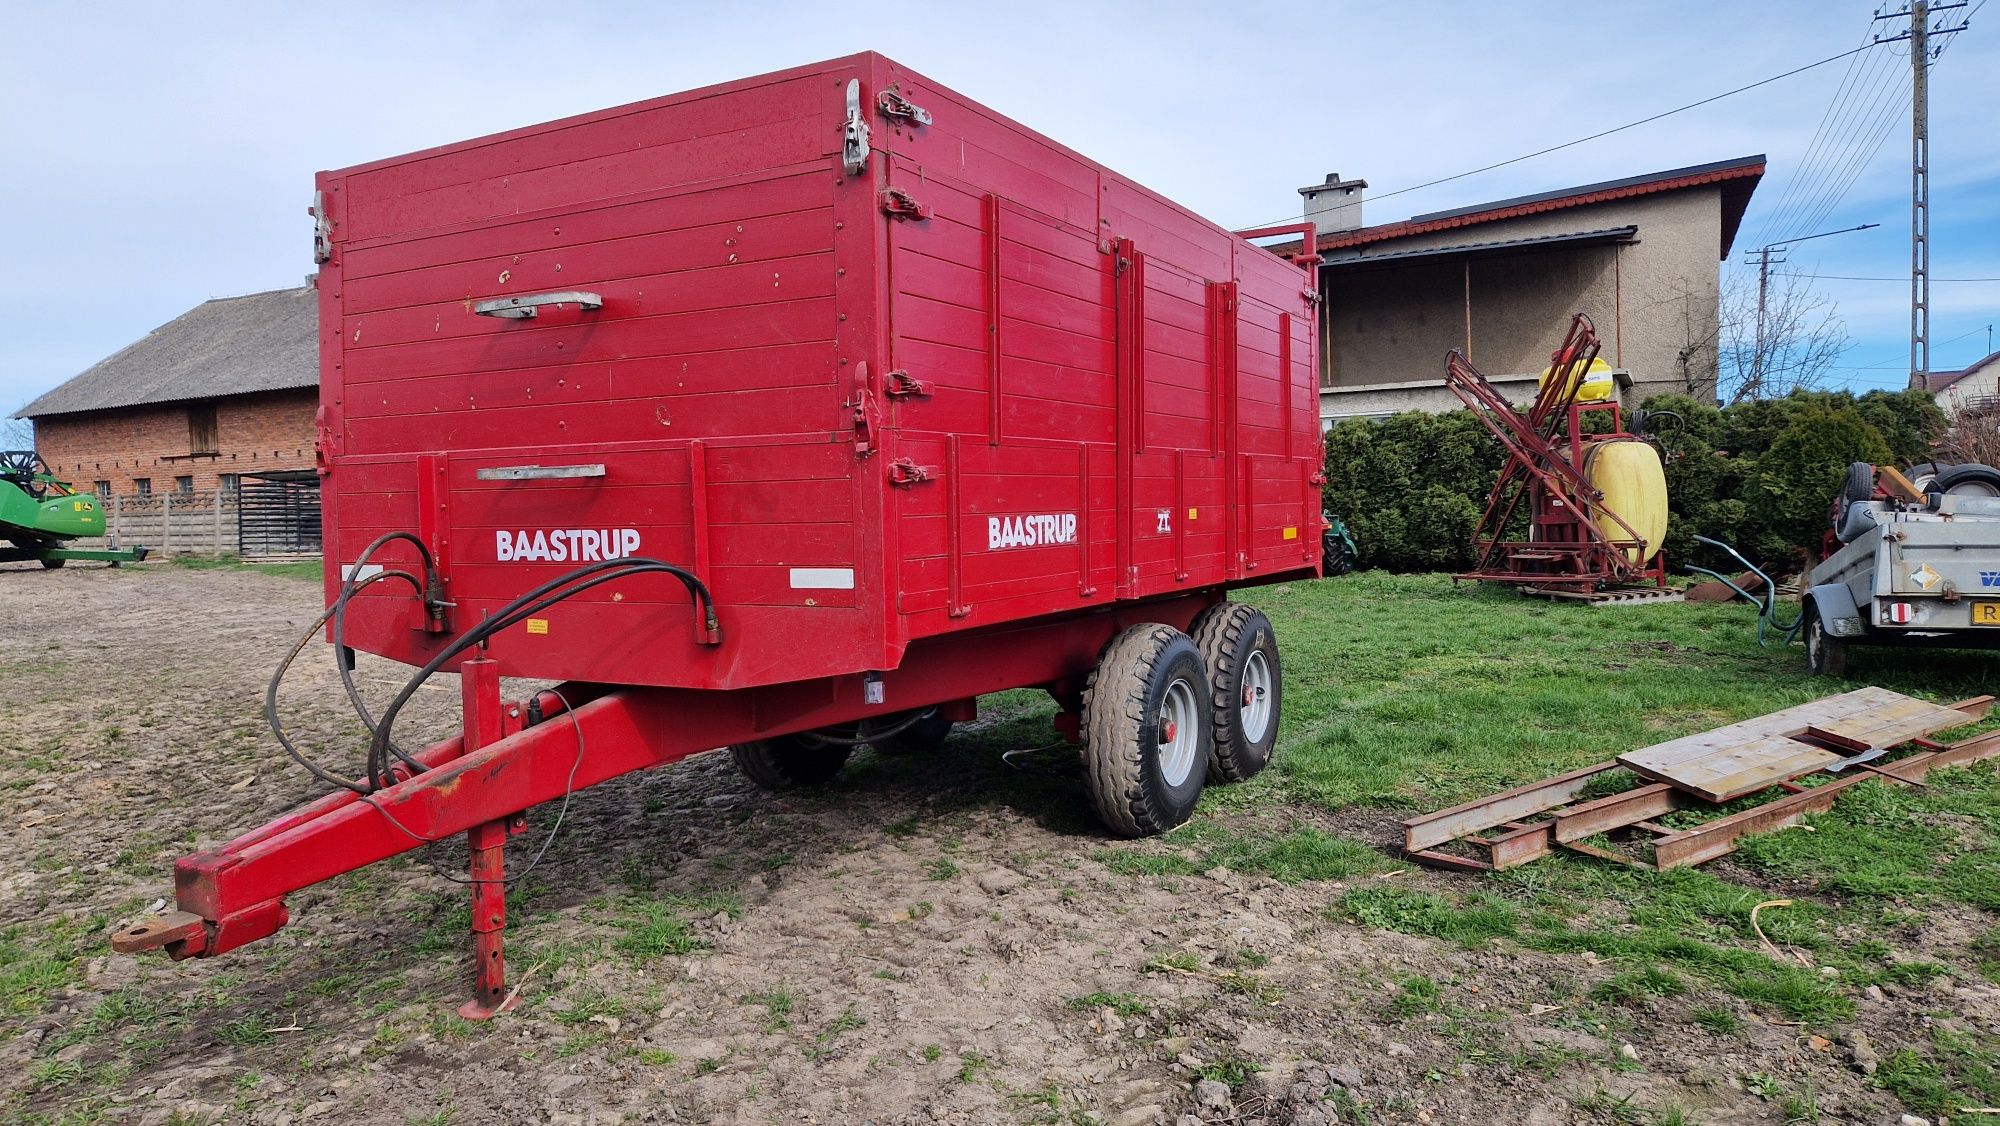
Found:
188,404 -> 219,455
219,473 -> 239,496
94,481 -> 111,498
175,476 -> 194,495
134,478 -> 152,497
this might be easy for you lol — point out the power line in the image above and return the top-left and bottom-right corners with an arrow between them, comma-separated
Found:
1232,41 -> 1877,231
1775,271 -> 2000,281
1778,56 -> 1911,240
1753,26 -> 1900,245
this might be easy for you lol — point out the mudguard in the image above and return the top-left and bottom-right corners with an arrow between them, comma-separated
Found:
1807,583 -> 1868,638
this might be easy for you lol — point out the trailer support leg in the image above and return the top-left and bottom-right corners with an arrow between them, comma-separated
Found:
455,657 -> 519,1021
460,817 -> 513,1020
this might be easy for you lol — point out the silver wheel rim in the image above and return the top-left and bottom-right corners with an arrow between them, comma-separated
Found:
1240,649 -> 1273,745
1157,677 -> 1199,788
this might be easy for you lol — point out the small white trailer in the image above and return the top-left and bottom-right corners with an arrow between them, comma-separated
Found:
1803,462 -> 2000,675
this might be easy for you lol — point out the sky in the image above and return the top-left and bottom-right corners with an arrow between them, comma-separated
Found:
2,0 -> 1996,422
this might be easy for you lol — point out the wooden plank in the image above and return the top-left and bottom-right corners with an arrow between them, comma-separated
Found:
1625,735 -> 1843,804
1651,729 -> 2000,869
1618,688 -> 1906,775
1619,688 -> 1977,803
1808,693 -> 1973,750
1401,760 -> 1618,853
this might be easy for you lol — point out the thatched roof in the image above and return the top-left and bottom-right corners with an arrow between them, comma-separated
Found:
16,286 -> 316,419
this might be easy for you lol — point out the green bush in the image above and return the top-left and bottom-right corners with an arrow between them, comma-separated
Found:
1322,389 -> 1946,574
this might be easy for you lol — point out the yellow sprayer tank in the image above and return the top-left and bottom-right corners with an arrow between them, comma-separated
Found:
1583,438 -> 1668,564
1539,356 -> 1619,403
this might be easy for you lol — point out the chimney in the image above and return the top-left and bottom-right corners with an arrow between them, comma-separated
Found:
1300,173 -> 1367,238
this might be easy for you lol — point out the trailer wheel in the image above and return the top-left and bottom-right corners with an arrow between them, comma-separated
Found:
1928,463 -> 2000,498
1843,462 -> 1876,503
728,735 -> 851,790
864,708 -> 954,755
1189,602 -> 1281,783
1803,603 -> 1848,678
1081,624 -> 1213,837
39,557 -> 65,570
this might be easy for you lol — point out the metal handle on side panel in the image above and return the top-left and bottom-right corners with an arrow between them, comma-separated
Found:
475,464 -> 606,481
471,291 -> 603,320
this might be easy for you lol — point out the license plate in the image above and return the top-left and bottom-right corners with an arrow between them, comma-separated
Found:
1973,601 -> 2000,627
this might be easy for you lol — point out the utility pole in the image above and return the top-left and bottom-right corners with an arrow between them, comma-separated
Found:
1740,223 -> 1878,401
1876,1 -> 1966,390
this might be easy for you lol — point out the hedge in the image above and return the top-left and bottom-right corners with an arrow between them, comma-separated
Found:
1321,389 -> 1946,574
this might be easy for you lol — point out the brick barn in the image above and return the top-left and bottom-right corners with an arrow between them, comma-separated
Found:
15,286 -> 317,499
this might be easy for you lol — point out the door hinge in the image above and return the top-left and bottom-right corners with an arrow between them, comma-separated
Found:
877,89 -> 933,126
1308,470 -> 1327,486
887,459 -> 935,486
884,369 -> 932,398
880,188 -> 932,220
310,190 -> 332,264
842,79 -> 871,177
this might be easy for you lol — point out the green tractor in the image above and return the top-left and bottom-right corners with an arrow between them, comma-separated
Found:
0,451 -> 149,569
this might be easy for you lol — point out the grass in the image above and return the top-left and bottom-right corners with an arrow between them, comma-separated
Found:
1387,975 -> 1443,1018
1095,824 -> 1394,884
1239,573 -> 1999,811
1213,575 -> 2000,1089
1067,991 -> 1150,1018
743,987 -> 797,1031
166,554 -> 323,582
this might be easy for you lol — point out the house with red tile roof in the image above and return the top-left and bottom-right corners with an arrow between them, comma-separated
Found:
1300,155 -> 1764,424
1914,351 -> 2000,417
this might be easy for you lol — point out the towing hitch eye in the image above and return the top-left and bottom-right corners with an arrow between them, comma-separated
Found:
109,911 -> 209,959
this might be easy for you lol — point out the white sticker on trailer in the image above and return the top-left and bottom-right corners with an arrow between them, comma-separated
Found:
340,563 -> 384,582
789,567 -> 855,589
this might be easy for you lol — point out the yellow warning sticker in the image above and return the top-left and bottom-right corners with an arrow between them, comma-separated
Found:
525,618 -> 550,635
1187,507 -> 1198,520
1282,527 -> 1299,540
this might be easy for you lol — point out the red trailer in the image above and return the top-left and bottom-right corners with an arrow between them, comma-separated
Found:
116,53 -> 1324,1016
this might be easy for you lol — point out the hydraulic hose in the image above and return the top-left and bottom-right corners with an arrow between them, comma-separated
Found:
1687,534 -> 1803,647
364,557 -> 717,789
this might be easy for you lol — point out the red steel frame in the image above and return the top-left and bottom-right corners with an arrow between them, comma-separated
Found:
1445,314 -> 1664,594
114,595 -> 1217,1009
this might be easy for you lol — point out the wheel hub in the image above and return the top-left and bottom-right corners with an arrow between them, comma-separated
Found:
1155,677 -> 1200,788
1239,650 -> 1273,745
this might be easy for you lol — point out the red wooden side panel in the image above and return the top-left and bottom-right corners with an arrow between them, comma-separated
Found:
318,58 -> 892,690
869,55 -> 1319,647
314,52 -> 1317,694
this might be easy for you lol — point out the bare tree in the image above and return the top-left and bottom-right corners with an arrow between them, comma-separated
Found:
1936,404 -> 2000,466
0,411 -> 31,451
1720,272 -> 1850,404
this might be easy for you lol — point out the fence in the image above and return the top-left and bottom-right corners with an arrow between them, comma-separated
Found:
65,485 -> 319,559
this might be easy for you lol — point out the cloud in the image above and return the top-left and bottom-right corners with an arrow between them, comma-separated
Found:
4,0 -> 1993,411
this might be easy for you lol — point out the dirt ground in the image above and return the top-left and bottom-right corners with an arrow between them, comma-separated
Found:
0,563 -> 1976,1124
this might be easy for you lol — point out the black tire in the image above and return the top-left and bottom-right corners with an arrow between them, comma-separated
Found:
39,557 -> 65,570
728,734 -> 851,790
1081,624 -> 1213,837
1929,463 -> 2000,499
1803,603 -> 1848,678
1843,462 -> 1876,503
864,708 -> 953,755
1188,603 -> 1281,783
1907,461 -> 1951,493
